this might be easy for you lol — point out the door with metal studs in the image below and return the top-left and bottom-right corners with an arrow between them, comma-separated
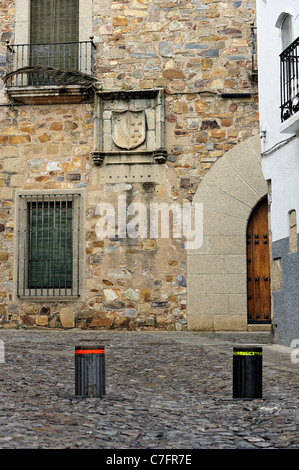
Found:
247,198 -> 271,324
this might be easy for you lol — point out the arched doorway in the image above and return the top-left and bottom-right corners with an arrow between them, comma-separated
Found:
187,135 -> 269,332
247,198 -> 271,324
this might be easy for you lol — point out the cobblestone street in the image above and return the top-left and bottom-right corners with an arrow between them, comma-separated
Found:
0,329 -> 298,450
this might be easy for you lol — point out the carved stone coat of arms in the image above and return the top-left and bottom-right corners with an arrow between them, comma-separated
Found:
112,110 -> 146,150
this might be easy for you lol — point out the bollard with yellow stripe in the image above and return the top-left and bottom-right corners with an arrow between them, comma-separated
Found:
233,346 -> 262,399
75,345 -> 105,397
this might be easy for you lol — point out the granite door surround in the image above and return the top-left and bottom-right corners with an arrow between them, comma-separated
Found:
187,135 -> 269,332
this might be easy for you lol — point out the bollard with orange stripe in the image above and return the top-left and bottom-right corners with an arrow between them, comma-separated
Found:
75,345 -> 105,397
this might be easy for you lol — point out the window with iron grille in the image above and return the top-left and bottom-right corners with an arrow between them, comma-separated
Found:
16,192 -> 83,298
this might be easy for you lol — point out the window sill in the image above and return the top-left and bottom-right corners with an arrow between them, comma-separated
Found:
6,85 -> 92,105
17,294 -> 81,301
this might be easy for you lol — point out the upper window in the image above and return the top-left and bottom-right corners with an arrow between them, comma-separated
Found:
278,13 -> 298,125
281,14 -> 293,51
5,0 -> 94,94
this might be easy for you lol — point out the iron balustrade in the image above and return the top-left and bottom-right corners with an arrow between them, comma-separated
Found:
280,36 -> 299,122
5,40 -> 95,87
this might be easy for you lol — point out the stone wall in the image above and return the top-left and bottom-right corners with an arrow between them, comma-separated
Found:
0,0 -> 259,330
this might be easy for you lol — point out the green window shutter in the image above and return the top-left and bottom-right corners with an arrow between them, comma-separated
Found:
30,0 -> 79,44
30,0 -> 79,78
53,0 -> 79,43
30,0 -> 54,44
28,201 -> 73,290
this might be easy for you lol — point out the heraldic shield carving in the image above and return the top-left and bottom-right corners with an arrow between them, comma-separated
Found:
112,110 -> 146,150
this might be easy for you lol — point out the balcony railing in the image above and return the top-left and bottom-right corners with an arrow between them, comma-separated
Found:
280,37 -> 299,122
5,40 -> 95,88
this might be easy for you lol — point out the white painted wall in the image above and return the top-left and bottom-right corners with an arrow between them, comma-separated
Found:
257,0 -> 299,242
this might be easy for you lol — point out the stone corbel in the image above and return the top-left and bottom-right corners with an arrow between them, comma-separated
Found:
91,151 -> 105,166
153,148 -> 168,164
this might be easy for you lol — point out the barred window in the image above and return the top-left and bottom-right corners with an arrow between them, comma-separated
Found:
16,192 -> 83,298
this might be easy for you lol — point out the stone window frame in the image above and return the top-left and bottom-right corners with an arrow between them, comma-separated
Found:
14,189 -> 85,301
15,0 -> 93,45
9,0 -> 94,102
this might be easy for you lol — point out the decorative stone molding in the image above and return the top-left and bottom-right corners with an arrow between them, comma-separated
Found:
92,88 -> 167,165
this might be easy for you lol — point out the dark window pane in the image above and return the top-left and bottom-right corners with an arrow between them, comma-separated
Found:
30,0 -> 79,44
28,201 -> 73,290
30,0 -> 79,83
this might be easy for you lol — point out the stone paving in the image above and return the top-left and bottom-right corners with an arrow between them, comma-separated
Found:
0,329 -> 298,449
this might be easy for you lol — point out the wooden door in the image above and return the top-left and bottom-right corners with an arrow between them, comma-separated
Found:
247,198 -> 271,323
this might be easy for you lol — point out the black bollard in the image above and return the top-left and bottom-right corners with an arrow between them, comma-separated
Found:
233,346 -> 262,399
75,345 -> 105,397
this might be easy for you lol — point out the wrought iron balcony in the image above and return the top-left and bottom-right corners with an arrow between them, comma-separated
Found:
280,37 -> 299,123
5,40 -> 96,88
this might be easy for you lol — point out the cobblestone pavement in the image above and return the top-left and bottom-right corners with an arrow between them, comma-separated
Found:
0,329 -> 298,449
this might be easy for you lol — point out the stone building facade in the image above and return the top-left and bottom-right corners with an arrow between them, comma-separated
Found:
0,0 -> 262,331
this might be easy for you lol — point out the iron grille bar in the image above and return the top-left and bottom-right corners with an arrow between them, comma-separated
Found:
53,197 -> 56,295
23,198 -> 27,296
59,196 -> 62,297
34,195 -> 38,296
77,193 -> 80,296
17,193 -> 81,298
41,195 -> 44,296
65,197 -> 68,294
16,200 -> 21,298
5,41 -> 95,87
280,36 -> 299,122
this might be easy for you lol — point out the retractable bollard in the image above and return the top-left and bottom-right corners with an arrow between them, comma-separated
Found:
233,346 -> 262,399
75,345 -> 105,397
